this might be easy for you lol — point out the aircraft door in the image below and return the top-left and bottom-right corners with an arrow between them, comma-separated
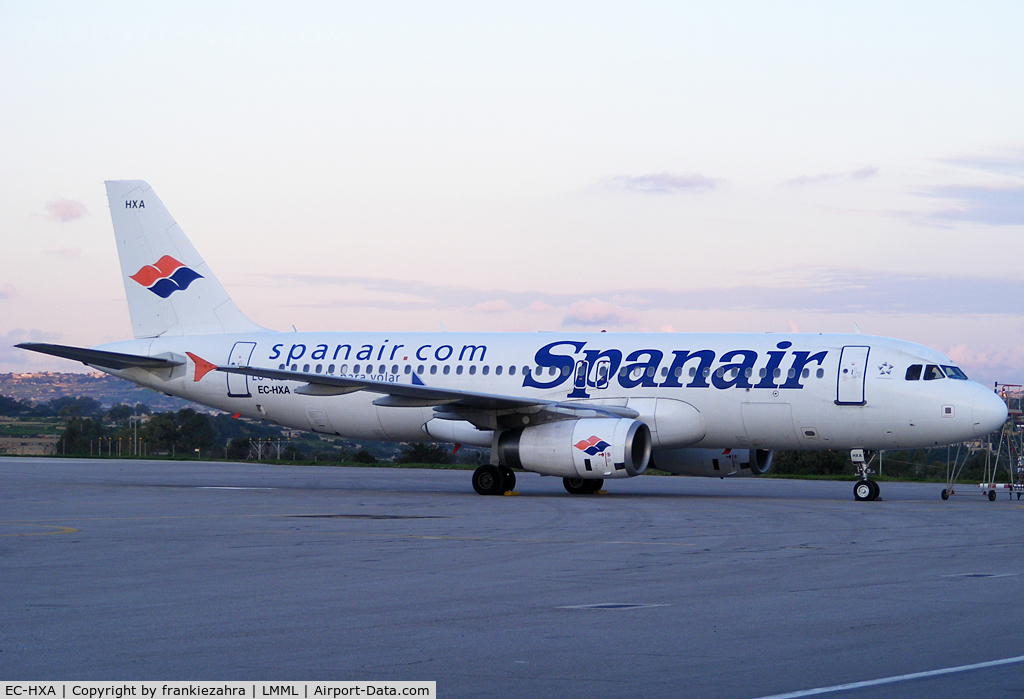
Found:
592,359 -> 611,389
836,345 -> 870,405
227,342 -> 257,397
574,360 -> 588,391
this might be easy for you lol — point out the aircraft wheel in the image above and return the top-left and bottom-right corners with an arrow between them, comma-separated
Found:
988,489 -> 997,502
854,480 -> 873,501
941,489 -> 949,500
473,465 -> 505,496
868,481 -> 880,501
587,478 -> 604,494
563,477 -> 591,495
500,465 -> 516,493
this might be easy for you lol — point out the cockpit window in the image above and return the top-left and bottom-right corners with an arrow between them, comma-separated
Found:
942,365 -> 969,380
923,365 -> 945,380
905,364 -> 922,381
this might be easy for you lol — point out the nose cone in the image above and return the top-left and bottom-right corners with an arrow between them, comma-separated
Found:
972,388 -> 1008,436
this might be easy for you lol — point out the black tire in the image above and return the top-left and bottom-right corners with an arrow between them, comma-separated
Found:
988,489 -> 997,501
563,477 -> 591,495
586,479 -> 604,494
854,480 -> 873,501
868,481 -> 880,501
941,489 -> 949,500
500,466 -> 516,493
473,465 -> 504,496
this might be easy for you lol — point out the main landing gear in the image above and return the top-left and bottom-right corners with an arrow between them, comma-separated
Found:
472,464 -> 517,495
851,448 -> 880,501
563,477 -> 604,495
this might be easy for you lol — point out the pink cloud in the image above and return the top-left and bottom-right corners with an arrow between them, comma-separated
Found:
48,247 -> 83,258
44,199 -> 87,222
0,284 -> 16,299
471,299 -> 512,313
526,301 -> 555,313
562,299 -> 640,328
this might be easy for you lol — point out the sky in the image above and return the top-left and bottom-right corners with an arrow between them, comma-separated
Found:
1,1 -> 1022,386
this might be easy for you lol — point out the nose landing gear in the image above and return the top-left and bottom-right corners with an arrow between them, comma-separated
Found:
851,448 -> 880,501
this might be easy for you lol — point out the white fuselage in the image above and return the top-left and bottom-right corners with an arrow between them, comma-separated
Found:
98,330 -> 1006,452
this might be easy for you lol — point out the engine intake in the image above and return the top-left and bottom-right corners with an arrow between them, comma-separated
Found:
497,418 -> 651,479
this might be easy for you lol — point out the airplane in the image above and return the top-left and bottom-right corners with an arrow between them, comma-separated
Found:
18,180 -> 1008,501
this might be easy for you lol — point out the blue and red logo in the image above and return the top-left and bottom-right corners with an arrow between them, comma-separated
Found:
130,256 -> 203,298
574,435 -> 611,455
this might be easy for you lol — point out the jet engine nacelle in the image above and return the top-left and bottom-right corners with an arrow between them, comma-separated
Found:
496,418 -> 651,479
652,447 -> 774,477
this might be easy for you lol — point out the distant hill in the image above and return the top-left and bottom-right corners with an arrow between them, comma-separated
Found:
0,372 -> 195,412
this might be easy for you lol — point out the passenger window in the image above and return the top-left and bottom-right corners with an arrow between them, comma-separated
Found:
291,364 -> 297,371
620,368 -> 628,378
924,365 -> 945,380
495,365 -> 503,376
773,368 -> 781,379
675,367 -> 683,377
646,367 -> 655,378
443,365 -> 451,375
403,365 -> 410,375
279,364 -> 285,370
816,368 -> 824,379
457,365 -> 464,375
483,366 -> 490,375
759,368 -> 766,377
391,364 -> 398,374
509,365 -> 516,375
548,367 -> 556,376
702,368 -> 709,378
787,368 -> 795,379
469,366 -> 477,375
328,364 -> 335,374
417,365 -> 424,374
942,365 -> 969,380
430,365 -> 437,375
303,364 -> 310,373
315,364 -> 323,373
661,367 -> 668,377
745,368 -> 752,378
340,364 -> 348,374
561,366 -> 570,377
801,368 -> 809,379
689,367 -> 696,377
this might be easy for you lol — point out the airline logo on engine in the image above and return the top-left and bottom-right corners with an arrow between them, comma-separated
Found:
574,435 -> 611,456
130,255 -> 203,298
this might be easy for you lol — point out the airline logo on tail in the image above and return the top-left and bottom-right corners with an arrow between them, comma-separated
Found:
130,255 -> 203,298
574,435 -> 611,456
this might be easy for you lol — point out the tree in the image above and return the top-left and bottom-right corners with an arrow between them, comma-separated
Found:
352,449 -> 377,464
398,443 -> 453,464
59,418 -> 108,455
176,409 -> 216,452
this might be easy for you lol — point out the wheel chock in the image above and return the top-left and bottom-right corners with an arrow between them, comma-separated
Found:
503,490 -> 520,496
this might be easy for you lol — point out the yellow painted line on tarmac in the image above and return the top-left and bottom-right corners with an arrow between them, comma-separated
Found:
0,523 -> 79,537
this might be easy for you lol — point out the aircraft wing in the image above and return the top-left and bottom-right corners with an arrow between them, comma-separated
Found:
16,342 -> 185,371
217,364 -> 639,421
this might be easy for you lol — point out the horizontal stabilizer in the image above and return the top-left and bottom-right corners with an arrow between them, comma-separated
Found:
16,343 -> 184,371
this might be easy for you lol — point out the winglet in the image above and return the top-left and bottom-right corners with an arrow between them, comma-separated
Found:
186,352 -> 217,382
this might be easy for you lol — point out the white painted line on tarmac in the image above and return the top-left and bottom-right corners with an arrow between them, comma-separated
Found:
197,486 -> 275,490
751,654 -> 1024,699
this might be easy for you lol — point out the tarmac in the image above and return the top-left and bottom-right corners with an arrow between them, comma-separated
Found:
2,457 -> 1023,698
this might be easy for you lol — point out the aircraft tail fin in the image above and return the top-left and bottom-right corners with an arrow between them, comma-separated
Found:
104,180 -> 267,338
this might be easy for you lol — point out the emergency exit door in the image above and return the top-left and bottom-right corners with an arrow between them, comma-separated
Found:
227,342 -> 256,397
836,345 -> 870,406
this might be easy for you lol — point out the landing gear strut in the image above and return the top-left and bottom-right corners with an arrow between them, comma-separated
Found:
563,477 -> 603,495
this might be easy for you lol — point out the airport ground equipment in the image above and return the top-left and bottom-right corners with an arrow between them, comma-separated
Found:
941,383 -> 1020,501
